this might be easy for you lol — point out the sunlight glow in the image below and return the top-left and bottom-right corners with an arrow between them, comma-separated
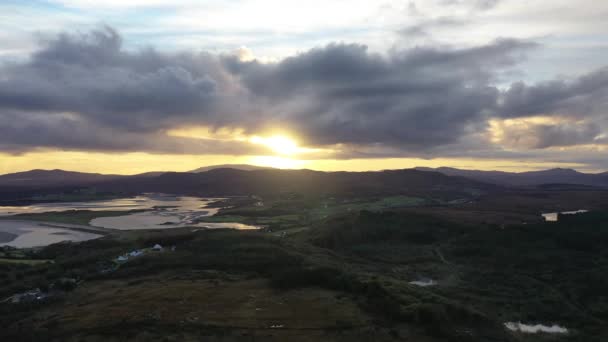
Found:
249,135 -> 301,155
167,127 -> 323,156
0,150 -> 596,175
167,126 -> 248,141
487,116 -> 584,148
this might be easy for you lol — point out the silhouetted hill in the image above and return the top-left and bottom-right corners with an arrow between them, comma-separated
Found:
0,169 -> 124,187
133,171 -> 168,177
5,167 -> 605,197
416,167 -> 608,188
94,168 -> 497,198
189,164 -> 272,173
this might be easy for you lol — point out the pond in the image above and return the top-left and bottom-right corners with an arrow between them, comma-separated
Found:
0,221 -> 102,248
504,322 -> 568,334
409,278 -> 437,287
541,209 -> 588,222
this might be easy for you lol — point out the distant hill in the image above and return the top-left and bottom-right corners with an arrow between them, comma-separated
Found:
416,167 -> 608,188
189,164 -> 273,173
3,167 -> 606,195
0,169 -> 124,188
133,171 -> 168,177
93,168 -> 497,199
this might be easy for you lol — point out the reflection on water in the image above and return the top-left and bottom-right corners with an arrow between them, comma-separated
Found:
542,209 -> 588,222
0,194 -> 259,232
196,222 -> 259,230
504,322 -> 568,334
92,212 -> 258,230
85,194 -> 260,230
0,221 -> 101,248
0,194 -> 220,216
409,279 -> 436,287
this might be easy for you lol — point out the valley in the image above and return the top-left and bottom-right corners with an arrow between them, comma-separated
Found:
0,167 -> 607,341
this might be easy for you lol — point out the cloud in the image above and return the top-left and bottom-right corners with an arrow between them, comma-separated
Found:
494,67 -> 608,148
474,0 -> 502,11
226,39 -> 535,150
437,0 -> 503,11
489,117 -> 603,149
0,27 -> 264,155
399,17 -> 468,38
500,67 -> 608,119
0,27 -> 245,129
0,26 -> 606,170
0,111 -> 267,156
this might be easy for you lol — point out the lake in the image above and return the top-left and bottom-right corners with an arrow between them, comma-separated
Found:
0,194 -> 259,246
91,211 -> 258,230
0,194 -> 221,216
0,221 -> 102,248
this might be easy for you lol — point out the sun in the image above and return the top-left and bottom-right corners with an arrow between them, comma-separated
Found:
250,135 -> 301,155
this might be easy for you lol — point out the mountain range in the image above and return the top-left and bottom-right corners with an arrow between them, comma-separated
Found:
0,166 -> 492,199
415,167 -> 608,188
0,169 -> 123,187
189,164 -> 271,173
0,165 -> 606,199
0,164 -> 270,188
91,167 -> 493,198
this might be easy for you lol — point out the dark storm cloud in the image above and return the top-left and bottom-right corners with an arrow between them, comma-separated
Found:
0,27 -> 262,154
226,39 -> 534,149
0,27 -> 248,131
495,120 -> 603,149
0,111 -> 265,155
531,123 -> 603,148
500,67 -> 608,119
494,67 -> 608,149
0,26 -> 605,158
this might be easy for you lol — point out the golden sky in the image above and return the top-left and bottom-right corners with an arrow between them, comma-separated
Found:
0,149 -> 587,175
0,8 -> 607,176
1,129 -> 604,175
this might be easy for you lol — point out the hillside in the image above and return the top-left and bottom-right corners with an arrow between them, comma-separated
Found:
93,168 -> 497,198
190,164 -> 272,173
4,167 -> 606,195
416,167 -> 608,188
0,169 -> 124,188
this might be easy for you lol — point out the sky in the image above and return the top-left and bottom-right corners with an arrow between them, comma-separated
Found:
0,0 -> 607,174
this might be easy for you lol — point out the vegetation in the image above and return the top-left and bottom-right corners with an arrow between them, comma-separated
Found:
1,188 -> 607,341
307,210 -> 608,341
0,258 -> 53,265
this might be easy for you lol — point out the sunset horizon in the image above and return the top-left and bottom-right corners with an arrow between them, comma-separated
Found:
1,154 -> 604,176
1,1 -> 607,175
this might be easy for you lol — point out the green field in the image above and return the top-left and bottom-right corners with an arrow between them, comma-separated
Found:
208,195 -> 429,229
310,196 -> 427,220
